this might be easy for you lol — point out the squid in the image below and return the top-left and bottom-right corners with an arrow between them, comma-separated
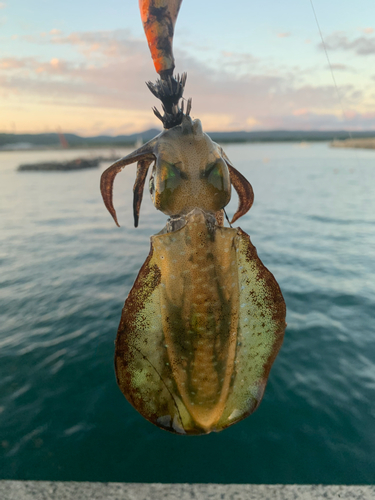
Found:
100,0 -> 286,435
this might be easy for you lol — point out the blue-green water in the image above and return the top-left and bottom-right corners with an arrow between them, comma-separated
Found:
0,143 -> 374,483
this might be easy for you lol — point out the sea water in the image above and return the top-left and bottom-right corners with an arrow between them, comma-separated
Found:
0,142 -> 374,483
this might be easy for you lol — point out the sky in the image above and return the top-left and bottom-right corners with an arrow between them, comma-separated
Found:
1,0 -> 375,135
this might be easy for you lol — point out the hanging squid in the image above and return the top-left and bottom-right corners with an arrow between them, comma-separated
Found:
100,0 -> 286,435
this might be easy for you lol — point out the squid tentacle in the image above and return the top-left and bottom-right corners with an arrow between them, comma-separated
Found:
227,164 -> 255,224
133,158 -> 154,228
100,140 -> 157,227
216,145 -> 254,224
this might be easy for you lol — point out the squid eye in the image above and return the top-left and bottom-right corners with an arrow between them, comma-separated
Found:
152,160 -> 186,214
161,162 -> 176,183
159,160 -> 186,183
201,158 -> 227,190
157,160 -> 187,195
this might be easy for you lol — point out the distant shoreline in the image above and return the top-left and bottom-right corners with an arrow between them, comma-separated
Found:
0,129 -> 375,152
0,139 -> 336,152
2,129 -> 375,151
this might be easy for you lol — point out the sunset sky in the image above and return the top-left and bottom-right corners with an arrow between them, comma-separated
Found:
2,0 -> 375,135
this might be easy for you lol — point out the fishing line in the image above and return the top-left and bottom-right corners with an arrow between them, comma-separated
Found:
309,0 -> 360,166
223,208 -> 232,228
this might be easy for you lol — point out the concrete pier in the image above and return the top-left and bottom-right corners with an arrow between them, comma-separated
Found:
0,482 -> 374,500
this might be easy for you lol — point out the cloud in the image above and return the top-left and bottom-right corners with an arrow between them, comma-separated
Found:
49,29 -> 145,59
327,63 -> 351,71
0,57 -> 31,69
219,51 -> 258,73
0,56 -> 70,74
1,28 -> 374,134
279,110 -> 375,130
277,33 -> 291,38
361,27 -> 374,34
0,2 -> 6,9
322,32 -> 375,55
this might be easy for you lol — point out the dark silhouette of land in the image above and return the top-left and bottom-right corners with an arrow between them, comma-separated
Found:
2,129 -> 375,150
18,158 -> 100,171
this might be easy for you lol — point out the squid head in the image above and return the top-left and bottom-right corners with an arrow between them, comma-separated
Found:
101,115 -> 254,228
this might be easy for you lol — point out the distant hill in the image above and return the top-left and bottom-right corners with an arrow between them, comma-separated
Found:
0,129 -> 161,149
208,130 -> 375,143
2,129 -> 375,149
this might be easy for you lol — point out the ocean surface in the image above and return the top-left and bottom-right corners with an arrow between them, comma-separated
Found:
0,142 -> 374,484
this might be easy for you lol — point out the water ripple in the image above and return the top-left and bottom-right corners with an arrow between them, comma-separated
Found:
1,144 -> 374,484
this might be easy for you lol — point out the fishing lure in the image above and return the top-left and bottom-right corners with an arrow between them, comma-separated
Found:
100,0 -> 286,435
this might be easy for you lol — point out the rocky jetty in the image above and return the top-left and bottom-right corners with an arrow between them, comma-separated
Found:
331,138 -> 375,149
18,158 -> 100,171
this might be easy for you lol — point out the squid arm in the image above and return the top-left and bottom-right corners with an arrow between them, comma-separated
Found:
219,146 -> 255,224
133,158 -> 155,228
100,140 -> 157,227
